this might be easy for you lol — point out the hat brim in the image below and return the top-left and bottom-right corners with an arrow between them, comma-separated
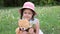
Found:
19,8 -> 36,15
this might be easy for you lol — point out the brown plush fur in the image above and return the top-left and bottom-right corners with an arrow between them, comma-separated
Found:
15,19 -> 35,34
16,27 -> 23,34
18,19 -> 30,29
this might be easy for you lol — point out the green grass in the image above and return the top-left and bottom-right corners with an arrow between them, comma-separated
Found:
0,6 -> 60,34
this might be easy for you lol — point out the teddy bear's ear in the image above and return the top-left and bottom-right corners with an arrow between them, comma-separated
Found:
18,19 -> 22,27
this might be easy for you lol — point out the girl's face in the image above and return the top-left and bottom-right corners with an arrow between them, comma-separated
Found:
22,9 -> 33,20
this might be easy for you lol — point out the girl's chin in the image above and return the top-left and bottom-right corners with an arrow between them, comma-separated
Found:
24,18 -> 30,20
23,17 -> 30,20
26,18 -> 29,20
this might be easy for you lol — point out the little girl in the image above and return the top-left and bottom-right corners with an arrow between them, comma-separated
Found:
16,2 -> 43,34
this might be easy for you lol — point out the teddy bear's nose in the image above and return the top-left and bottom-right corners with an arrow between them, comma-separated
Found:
22,28 -> 24,30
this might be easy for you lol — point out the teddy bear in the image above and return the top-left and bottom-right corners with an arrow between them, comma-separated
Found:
15,19 -> 35,34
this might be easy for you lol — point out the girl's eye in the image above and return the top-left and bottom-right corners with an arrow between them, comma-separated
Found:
24,12 -> 27,14
28,13 -> 32,15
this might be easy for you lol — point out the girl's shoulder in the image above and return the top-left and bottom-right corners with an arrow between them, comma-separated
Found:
34,18 -> 39,21
34,18 -> 39,23
30,18 -> 39,24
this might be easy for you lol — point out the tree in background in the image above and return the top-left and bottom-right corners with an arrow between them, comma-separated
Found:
4,0 -> 28,7
0,0 -> 60,7
0,0 -> 4,7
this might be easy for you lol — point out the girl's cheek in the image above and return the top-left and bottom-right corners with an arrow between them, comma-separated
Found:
29,15 -> 32,18
23,14 -> 26,17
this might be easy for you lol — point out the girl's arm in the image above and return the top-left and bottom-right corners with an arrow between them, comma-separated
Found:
35,20 -> 39,34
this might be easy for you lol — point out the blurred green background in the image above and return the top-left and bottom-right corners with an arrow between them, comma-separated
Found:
0,0 -> 60,34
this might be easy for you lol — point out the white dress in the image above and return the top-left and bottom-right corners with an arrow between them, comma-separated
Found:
29,18 -> 43,34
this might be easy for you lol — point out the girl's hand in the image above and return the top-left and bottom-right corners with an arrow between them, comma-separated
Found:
28,28 -> 34,34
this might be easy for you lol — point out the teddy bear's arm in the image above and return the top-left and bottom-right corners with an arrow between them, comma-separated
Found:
15,27 -> 23,34
15,27 -> 20,34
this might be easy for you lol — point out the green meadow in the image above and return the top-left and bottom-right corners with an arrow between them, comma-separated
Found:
0,6 -> 60,34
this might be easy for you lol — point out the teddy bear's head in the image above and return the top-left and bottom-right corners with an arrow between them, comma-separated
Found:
18,19 -> 30,30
